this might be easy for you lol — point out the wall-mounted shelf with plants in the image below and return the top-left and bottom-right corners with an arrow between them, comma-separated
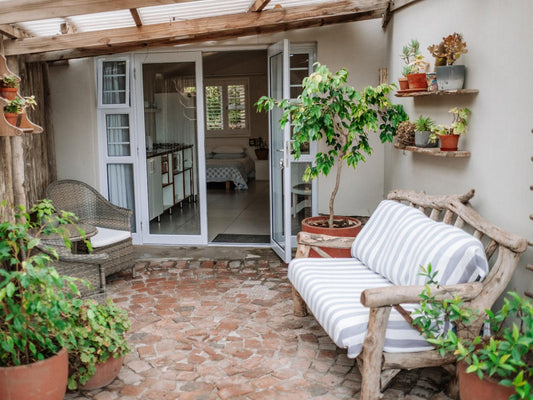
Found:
394,143 -> 470,158
395,88 -> 479,98
0,54 -> 43,136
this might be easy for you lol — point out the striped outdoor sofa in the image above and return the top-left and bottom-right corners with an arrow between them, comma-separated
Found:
288,190 -> 528,400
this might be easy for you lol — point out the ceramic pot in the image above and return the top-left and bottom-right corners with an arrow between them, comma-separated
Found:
4,112 -> 19,126
0,87 -> 17,100
458,361 -> 515,400
426,73 -> 438,92
0,348 -> 68,400
439,134 -> 460,151
79,355 -> 124,390
398,77 -> 409,91
436,65 -> 466,90
406,73 -> 428,90
414,131 -> 437,148
301,216 -> 362,258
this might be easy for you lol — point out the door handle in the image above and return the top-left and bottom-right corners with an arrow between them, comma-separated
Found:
279,158 -> 284,170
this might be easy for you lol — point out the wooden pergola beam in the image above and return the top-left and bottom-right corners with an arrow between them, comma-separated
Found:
248,0 -> 271,12
129,8 -> 143,27
5,0 -> 388,59
0,0 -> 202,25
0,24 -> 31,39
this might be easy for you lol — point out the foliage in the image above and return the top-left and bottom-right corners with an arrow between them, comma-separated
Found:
1,74 -> 19,89
3,95 -> 37,114
256,62 -> 408,228
67,299 -> 131,389
428,32 -> 468,66
414,115 -> 435,132
413,265 -> 533,400
0,200 -> 82,367
400,39 -> 429,75
430,107 -> 471,141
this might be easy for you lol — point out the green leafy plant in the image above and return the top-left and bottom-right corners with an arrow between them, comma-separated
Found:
4,95 -> 37,114
428,32 -> 468,67
256,63 -> 408,228
413,265 -> 533,400
1,74 -> 19,89
430,107 -> 471,142
67,299 -> 131,389
414,115 -> 435,132
400,39 -> 429,75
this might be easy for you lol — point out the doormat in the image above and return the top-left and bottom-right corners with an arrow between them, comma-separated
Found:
212,234 -> 270,244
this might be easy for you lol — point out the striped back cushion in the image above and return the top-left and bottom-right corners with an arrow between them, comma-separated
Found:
351,200 -> 489,286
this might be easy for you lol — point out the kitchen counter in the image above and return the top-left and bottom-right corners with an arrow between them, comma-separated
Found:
146,144 -> 193,158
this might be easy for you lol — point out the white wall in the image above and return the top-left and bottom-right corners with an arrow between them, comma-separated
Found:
384,0 -> 533,296
49,58 -> 99,188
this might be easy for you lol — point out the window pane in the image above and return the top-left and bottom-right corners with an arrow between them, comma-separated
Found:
205,85 -> 223,130
106,114 -> 130,156
227,84 -> 246,130
107,164 -> 136,232
102,61 -> 127,105
290,54 -> 309,99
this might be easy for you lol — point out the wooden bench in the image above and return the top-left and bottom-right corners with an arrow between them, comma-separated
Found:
289,189 -> 528,400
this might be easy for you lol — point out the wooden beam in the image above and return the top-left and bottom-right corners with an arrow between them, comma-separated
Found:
6,0 -> 388,59
60,19 -> 78,35
390,0 -> 422,11
0,24 -> 31,39
0,0 -> 203,25
130,8 -> 143,27
248,0 -> 271,12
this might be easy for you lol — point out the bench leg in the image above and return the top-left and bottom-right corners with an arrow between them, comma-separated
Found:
292,286 -> 308,317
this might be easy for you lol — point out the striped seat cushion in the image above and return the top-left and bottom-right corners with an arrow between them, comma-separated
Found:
351,200 -> 489,286
288,258 -> 433,358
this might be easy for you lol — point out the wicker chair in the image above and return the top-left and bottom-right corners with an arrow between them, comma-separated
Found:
46,180 -> 135,277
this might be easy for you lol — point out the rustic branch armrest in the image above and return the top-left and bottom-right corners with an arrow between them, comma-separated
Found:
360,281 -> 483,308
297,231 -> 355,249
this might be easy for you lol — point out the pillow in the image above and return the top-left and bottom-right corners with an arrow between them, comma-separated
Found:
351,200 -> 489,286
212,145 -> 244,154
212,153 -> 245,159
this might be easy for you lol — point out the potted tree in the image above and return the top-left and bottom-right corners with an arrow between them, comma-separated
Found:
0,74 -> 20,100
428,32 -> 468,90
413,266 -> 533,400
3,95 -> 37,127
256,63 -> 407,256
430,107 -> 470,151
414,115 -> 437,148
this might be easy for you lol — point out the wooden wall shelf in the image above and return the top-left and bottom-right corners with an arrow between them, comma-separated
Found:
395,89 -> 479,98
394,144 -> 471,158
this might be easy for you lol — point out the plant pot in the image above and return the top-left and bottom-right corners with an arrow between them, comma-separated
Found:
398,77 -> 409,91
79,355 -> 124,390
406,73 -> 428,91
426,73 -> 438,92
301,216 -> 362,258
439,134 -> 460,151
458,361 -> 515,400
414,130 -> 438,148
0,347 -> 68,400
0,87 -> 17,100
436,65 -> 466,90
4,112 -> 20,126
255,148 -> 268,160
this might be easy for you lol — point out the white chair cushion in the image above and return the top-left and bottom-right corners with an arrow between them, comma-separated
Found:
351,200 -> 489,286
91,227 -> 131,248
288,258 -> 433,358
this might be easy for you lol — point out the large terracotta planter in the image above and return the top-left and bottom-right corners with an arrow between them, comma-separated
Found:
439,134 -> 460,151
458,361 -> 515,400
301,216 -> 362,258
0,347 -> 68,400
79,355 -> 124,390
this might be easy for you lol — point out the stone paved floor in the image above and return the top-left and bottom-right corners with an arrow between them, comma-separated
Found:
65,247 -> 453,400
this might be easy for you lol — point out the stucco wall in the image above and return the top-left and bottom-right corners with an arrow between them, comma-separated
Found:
384,0 -> 533,296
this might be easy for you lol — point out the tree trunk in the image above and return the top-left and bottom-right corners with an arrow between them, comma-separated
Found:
328,160 -> 343,228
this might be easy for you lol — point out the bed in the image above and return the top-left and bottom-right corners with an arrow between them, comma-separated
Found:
206,147 -> 255,190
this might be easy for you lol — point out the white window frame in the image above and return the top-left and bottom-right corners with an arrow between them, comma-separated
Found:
97,57 -> 131,108
204,77 -> 250,137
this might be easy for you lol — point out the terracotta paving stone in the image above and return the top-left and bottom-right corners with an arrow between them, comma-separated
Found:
65,250 -> 452,400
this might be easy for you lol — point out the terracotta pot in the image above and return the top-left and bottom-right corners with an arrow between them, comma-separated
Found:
406,73 -> 428,90
458,361 -> 515,400
439,134 -> 460,151
0,347 -> 68,400
4,112 -> 20,126
398,77 -> 409,91
301,216 -> 362,258
79,355 -> 124,390
0,87 -> 18,100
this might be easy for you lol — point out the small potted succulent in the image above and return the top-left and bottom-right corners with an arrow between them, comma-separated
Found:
430,107 -> 470,151
400,40 -> 429,91
414,115 -> 437,148
3,95 -> 37,127
428,32 -> 468,90
0,74 -> 20,100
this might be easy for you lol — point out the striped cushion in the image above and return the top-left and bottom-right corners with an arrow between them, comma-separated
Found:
351,200 -> 489,286
288,258 -> 433,358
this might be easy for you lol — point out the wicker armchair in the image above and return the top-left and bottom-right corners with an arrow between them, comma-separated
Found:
46,180 -> 135,277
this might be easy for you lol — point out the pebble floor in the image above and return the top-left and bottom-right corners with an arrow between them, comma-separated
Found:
65,249 -> 454,400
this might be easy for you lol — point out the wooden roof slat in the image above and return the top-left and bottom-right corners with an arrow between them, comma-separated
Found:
0,0 -> 202,25
248,0 -> 272,12
5,0 -> 388,59
130,8 -> 143,27
0,24 -> 31,39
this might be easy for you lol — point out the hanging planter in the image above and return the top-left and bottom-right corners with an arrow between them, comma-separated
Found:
0,74 -> 20,100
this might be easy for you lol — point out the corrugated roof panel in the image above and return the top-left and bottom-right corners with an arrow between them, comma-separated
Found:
17,18 -> 63,37
266,0 -> 336,9
69,10 -> 136,32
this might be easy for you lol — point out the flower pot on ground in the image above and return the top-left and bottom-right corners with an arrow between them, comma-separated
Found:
256,63 -> 408,256
414,115 -> 437,148
79,355 -> 125,390
428,32 -> 468,90
458,361 -> 515,400
301,216 -> 362,257
429,107 -> 471,151
0,74 -> 20,100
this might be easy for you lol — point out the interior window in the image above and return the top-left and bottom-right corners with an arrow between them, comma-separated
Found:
205,79 -> 249,136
